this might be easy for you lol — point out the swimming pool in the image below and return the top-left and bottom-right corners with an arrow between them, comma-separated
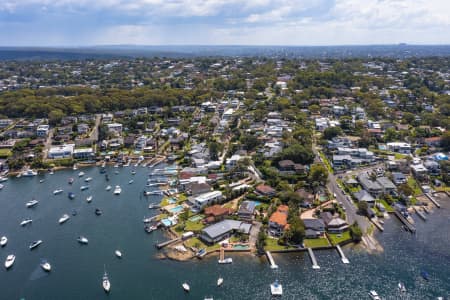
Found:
233,244 -> 249,250
169,205 -> 184,213
189,214 -> 204,222
168,198 -> 177,204
161,219 -> 172,227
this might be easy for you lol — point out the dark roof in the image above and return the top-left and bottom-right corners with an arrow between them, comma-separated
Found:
278,160 -> 295,168
303,218 -> 325,230
238,201 -> 256,215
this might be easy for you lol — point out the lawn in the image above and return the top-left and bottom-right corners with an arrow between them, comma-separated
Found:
184,220 -> 205,232
319,151 -> 334,174
328,231 -> 352,245
0,148 -> 12,158
378,199 -> 395,212
304,238 -> 330,248
407,177 -> 422,196
185,237 -> 220,252
159,197 -> 170,207
264,238 -> 295,251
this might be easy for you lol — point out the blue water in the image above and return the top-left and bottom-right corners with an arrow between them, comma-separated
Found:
0,165 -> 449,299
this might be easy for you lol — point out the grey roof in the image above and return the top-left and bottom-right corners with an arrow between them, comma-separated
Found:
328,218 -> 348,227
238,201 -> 256,215
202,220 -> 252,239
357,173 -> 382,191
376,177 -> 396,190
392,172 -> 406,180
303,218 -> 325,230
353,190 -> 375,202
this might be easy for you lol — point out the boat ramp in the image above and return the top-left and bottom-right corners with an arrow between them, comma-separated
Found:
156,237 -> 181,249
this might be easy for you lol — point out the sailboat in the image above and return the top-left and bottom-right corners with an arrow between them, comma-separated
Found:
102,266 -> 111,293
217,277 -> 224,286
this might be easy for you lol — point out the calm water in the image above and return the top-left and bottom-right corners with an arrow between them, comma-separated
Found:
1,165 -> 450,300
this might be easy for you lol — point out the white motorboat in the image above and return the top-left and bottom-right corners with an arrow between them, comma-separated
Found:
217,277 -> 223,286
20,218 -> 33,226
218,258 -> 233,264
369,290 -> 381,300
115,250 -> 122,258
0,176 -> 8,182
0,183 -> 4,190
113,185 -> 121,195
77,236 -> 89,244
53,189 -> 64,195
40,260 -> 51,272
128,180 -> 133,184
204,297 -> 213,300
58,214 -> 70,224
26,199 -> 39,208
78,171 -> 85,177
80,185 -> 89,191
73,164 -> 78,170
0,236 -> 7,247
39,179 -> 45,183
398,282 -> 406,293
182,282 -> 190,292
86,196 -> 93,203
84,177 -> 93,182
105,185 -> 112,191
29,240 -> 43,250
4,254 -> 15,269
270,280 -> 283,296
103,270 -> 111,293
131,170 -> 136,175
21,169 -> 37,177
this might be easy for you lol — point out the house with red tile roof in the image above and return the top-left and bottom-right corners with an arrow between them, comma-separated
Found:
269,205 -> 289,236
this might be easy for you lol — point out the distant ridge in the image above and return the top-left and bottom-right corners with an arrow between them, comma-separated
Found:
0,44 -> 449,60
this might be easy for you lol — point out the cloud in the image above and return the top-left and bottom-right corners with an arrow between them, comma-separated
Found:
0,0 -> 449,45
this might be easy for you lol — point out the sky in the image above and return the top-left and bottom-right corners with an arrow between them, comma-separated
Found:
0,0 -> 449,46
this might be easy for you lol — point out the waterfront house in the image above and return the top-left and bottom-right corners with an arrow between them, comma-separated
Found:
375,177 -> 396,195
204,205 -> 233,223
72,148 -> 95,160
237,200 -> 257,221
357,172 -> 382,197
48,144 -> 75,159
200,220 -> 252,244
303,219 -> 325,238
189,182 -> 212,196
353,190 -> 375,206
188,190 -> 223,211
268,205 -> 289,236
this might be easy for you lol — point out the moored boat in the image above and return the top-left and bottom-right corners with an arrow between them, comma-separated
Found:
80,185 -> 89,191
182,282 -> 190,292
21,169 -> 37,177
115,250 -> 122,258
86,196 -> 93,203
77,236 -> 89,244
59,214 -> 70,224
20,218 -> 33,226
105,185 -> 112,191
217,277 -> 223,286
53,189 -> 64,195
78,171 -> 85,177
0,183 -> 4,190
68,192 -> 75,199
84,177 -> 93,182
40,260 -> 51,272
26,199 -> 39,208
369,290 -> 381,300
29,240 -> 43,250
398,282 -> 406,292
68,177 -> 74,184
0,236 -> 7,247
95,208 -> 102,216
102,269 -> 111,293
4,254 -> 15,269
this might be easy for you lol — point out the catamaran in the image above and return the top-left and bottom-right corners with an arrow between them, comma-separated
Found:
113,185 -> 121,195
270,280 -> 283,296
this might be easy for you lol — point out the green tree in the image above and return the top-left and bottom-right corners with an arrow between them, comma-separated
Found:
308,163 -> 328,186
323,126 -> 342,140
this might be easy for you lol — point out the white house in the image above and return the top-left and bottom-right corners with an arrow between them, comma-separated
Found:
36,125 -> 49,137
73,148 -> 95,160
48,144 -> 75,159
189,191 -> 223,211
107,123 -> 123,134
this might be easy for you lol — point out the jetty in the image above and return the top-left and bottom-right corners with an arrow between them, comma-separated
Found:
307,248 -> 320,270
393,211 -> 416,233
156,237 -> 181,249
414,207 -> 427,221
371,218 -> 385,232
265,251 -> 278,269
335,245 -> 349,264
425,193 -> 441,208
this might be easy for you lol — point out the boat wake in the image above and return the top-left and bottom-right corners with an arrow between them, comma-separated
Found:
29,263 -> 50,280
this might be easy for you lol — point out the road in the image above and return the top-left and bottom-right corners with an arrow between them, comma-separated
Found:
313,143 -> 371,233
